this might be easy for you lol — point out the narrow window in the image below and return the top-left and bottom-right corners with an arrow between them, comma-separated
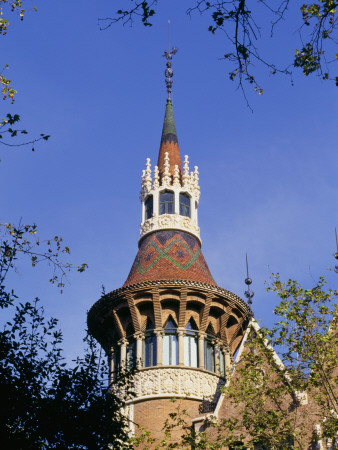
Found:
205,323 -> 216,372
115,346 -> 121,375
126,338 -> 136,369
163,317 -> 178,365
204,338 -> 215,372
145,195 -> 153,220
219,350 -> 226,377
143,319 -> 156,367
179,193 -> 190,217
184,319 -> 198,368
159,190 -> 174,215
125,324 -> 136,369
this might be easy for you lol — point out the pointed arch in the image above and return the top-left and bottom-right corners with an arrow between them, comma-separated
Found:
163,315 -> 178,366
206,322 -> 216,337
164,314 -> 178,329
145,317 -> 154,331
185,316 -> 199,331
126,323 -> 135,337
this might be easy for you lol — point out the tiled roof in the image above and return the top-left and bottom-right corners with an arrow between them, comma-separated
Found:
157,99 -> 182,180
124,230 -> 217,287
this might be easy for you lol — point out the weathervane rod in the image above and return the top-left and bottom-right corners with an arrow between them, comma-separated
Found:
244,253 -> 254,316
163,23 -> 178,100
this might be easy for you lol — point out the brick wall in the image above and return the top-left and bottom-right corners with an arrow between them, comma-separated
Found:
133,397 -> 201,447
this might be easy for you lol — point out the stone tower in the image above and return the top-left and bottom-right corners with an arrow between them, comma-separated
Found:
87,56 -> 252,441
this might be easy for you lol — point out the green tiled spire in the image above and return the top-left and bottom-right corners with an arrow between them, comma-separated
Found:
161,99 -> 178,144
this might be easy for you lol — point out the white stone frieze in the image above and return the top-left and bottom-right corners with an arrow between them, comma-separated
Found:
140,214 -> 200,240
133,367 -> 224,402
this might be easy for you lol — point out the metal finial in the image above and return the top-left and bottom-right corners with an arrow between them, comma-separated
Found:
334,227 -> 338,273
163,20 -> 178,99
244,253 -> 254,317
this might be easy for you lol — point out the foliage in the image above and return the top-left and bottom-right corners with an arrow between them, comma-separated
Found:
131,275 -> 337,449
0,218 -> 134,448
0,221 -> 88,305
0,111 -> 50,153
100,0 -> 338,98
1,2 -> 50,153
0,0 -> 37,35
0,298 -> 136,449
222,275 -> 337,448
0,3 -> 135,448
268,275 -> 338,439
1,64 -> 16,102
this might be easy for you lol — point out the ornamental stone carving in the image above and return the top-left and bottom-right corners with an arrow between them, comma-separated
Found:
140,214 -> 200,240
133,367 -> 224,403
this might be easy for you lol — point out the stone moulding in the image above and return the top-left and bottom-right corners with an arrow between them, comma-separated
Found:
87,279 -> 252,353
140,214 -> 201,242
89,279 -> 251,316
125,366 -> 225,404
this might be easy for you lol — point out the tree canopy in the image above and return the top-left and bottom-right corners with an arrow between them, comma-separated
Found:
100,0 -> 338,97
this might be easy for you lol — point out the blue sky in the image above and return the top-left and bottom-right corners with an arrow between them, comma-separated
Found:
1,0 -> 337,360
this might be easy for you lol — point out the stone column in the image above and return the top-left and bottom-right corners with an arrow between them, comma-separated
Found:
219,345 -> 226,377
141,200 -> 145,223
214,340 -> 221,375
109,347 -> 115,384
225,347 -> 232,372
134,332 -> 144,368
119,338 -> 128,368
191,197 -> 197,222
174,188 -> 180,215
198,332 -> 206,369
154,330 -> 164,366
177,328 -> 185,366
153,190 -> 159,217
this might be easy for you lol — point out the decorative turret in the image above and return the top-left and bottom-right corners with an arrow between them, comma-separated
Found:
87,47 -> 252,444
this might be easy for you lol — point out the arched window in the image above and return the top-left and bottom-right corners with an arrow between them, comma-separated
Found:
145,195 -> 153,220
163,317 -> 178,365
179,193 -> 190,217
205,323 -> 216,372
143,319 -> 156,367
159,190 -> 174,215
184,319 -> 198,368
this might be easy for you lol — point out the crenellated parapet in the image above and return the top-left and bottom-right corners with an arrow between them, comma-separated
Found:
140,153 -> 200,201
139,152 -> 201,243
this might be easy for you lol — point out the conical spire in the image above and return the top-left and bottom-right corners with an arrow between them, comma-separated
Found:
158,99 -> 182,180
